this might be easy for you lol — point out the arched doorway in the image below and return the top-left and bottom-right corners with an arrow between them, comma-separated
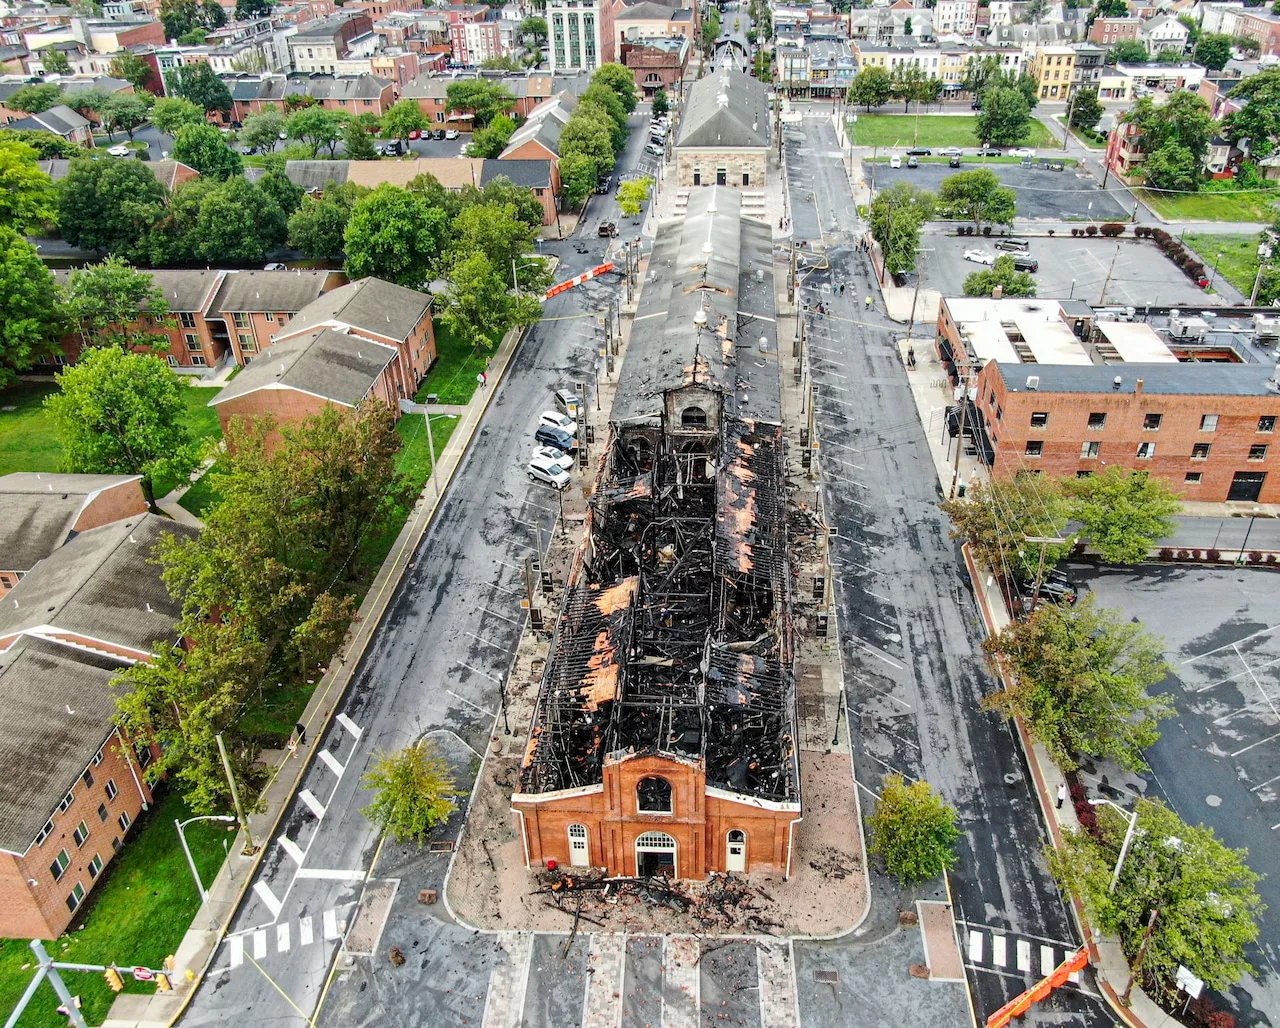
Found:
568,824 -> 590,867
635,831 -> 678,878
726,830 -> 746,872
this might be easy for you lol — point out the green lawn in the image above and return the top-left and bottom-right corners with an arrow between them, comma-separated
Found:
177,464 -> 221,518
0,791 -> 230,1028
1137,188 -> 1280,223
848,114 -> 1055,150
1183,232 -> 1263,297
0,382 -> 222,499
414,319 -> 493,407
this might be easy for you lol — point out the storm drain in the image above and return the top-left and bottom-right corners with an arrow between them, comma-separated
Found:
813,969 -> 839,984
429,840 -> 455,853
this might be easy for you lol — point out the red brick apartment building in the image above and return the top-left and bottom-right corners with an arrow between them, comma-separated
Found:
1088,16 -> 1141,44
936,297 -> 1280,503
0,513 -> 194,938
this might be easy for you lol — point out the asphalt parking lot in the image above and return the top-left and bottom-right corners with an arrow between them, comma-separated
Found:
864,158 -> 1129,221
919,230 -> 1223,308
1068,563 -> 1280,1025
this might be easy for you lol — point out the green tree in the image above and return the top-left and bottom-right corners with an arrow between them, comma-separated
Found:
288,182 -> 365,259
150,96 -> 207,136
61,257 -> 171,351
147,176 -> 217,265
476,176 -> 544,230
445,80 -> 515,128
1108,40 -> 1150,64
1069,87 -> 1104,133
467,112 -> 517,158
962,53 -> 1002,96
172,121 -> 243,179
342,113 -> 379,160
344,183 -> 450,286
581,85 -> 628,151
1090,0 -> 1127,19
1178,13 -> 1201,44
235,0 -> 271,16
560,109 -> 615,176
1227,68 -> 1280,157
443,250 -> 541,354
193,176 -> 287,262
558,149 -> 599,208
6,83 -> 64,114
481,54 -> 525,72
590,62 -> 638,113
240,108 -> 285,153
520,15 -> 548,42
1061,465 -> 1181,563
700,4 -> 721,55
617,176 -> 653,217
177,27 -> 208,44
57,156 -> 166,257
40,46 -> 72,75
103,93 -> 151,141
258,168 -> 303,216
63,87 -> 114,133
159,0 -> 199,38
847,66 -> 893,110
0,230 -> 63,387
975,86 -> 1032,145
963,254 -> 1037,297
984,596 -> 1172,771
869,181 -> 933,276
1048,799 -> 1264,997
285,105 -> 346,157
170,63 -> 233,115
379,98 -> 429,147
0,128 -> 79,159
937,168 -> 1015,232
450,200 -> 539,288
44,348 -> 197,507
652,88 -> 669,119
940,475 -> 1072,583
0,138 -> 57,233
1142,141 -> 1199,191
361,741 -> 462,845
108,50 -> 154,91
1125,92 -> 1213,164
868,775 -> 959,885
890,62 -> 927,113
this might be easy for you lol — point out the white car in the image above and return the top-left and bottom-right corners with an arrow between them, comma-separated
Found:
1011,147 -> 1036,157
528,452 -> 572,489
939,146 -> 963,156
263,262 -> 287,271
644,142 -> 664,157
963,249 -> 996,265
889,155 -> 901,168
539,410 -> 578,436
532,444 -> 568,464
445,129 -> 460,140
107,144 -> 131,157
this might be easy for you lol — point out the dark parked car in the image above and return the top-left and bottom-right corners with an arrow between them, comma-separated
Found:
976,147 -> 1002,156
949,154 -> 961,167
535,424 -> 578,453
598,221 -> 617,237
595,175 -> 612,194
376,140 -> 407,156
906,146 -> 932,156
433,129 -> 446,140
1012,256 -> 1040,273
907,155 -> 919,168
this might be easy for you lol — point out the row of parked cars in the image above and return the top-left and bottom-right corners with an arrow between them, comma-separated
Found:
889,145 -> 1037,169
527,390 -> 584,489
962,236 -> 1039,273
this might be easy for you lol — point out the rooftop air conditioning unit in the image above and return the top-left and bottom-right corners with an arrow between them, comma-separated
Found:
1026,375 -> 1040,390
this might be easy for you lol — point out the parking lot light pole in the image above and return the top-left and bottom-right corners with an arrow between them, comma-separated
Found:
176,815 -> 237,904
1209,251 -> 1224,290
1088,797 -> 1140,894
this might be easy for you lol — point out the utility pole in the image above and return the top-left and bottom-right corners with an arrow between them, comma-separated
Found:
949,370 -> 972,499
215,733 -> 254,853
1121,909 -> 1160,1007
422,408 -> 439,498
1024,535 -> 1068,605
905,247 -> 931,342
1251,262 -> 1272,305
1063,87 -> 1075,151
788,241 -> 796,304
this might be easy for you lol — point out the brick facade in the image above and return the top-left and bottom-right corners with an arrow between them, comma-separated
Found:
622,41 -> 688,96
213,387 -> 335,450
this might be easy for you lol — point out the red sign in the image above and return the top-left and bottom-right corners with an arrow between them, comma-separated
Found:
131,966 -> 155,982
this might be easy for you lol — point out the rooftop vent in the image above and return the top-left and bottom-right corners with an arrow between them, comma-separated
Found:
1026,375 -> 1039,390
1113,375 -> 1122,390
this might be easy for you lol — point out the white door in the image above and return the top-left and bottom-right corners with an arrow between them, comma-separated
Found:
568,824 -> 589,868
726,830 -> 746,873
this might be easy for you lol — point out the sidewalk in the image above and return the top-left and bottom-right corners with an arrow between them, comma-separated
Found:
107,317 -> 535,1028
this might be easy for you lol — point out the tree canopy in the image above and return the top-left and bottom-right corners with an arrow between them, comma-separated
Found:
288,181 -> 366,260
0,138 -> 57,233
445,80 -> 515,128
590,63 -> 638,114
361,741 -> 462,845
1226,68 -> 1280,158
617,176 -> 653,217
61,257 -> 171,352
192,176 -> 287,262
1062,466 -> 1181,563
869,181 -> 934,276
6,83 -> 64,113
937,168 -> 1015,232
1108,40 -> 1150,64
868,775 -> 960,884
240,108 -> 285,153
848,66 -> 893,110
1069,87 -> 1104,133
0,229 -> 63,387
168,63 -> 234,115
380,98 -> 429,145
963,254 -> 1037,297
940,475 -> 1071,583
57,156 -> 167,258
1193,34 -> 1232,70
1124,92 -> 1213,163
172,121 -> 244,179
344,184 -> 450,287
150,96 -> 208,136
975,86 -> 1033,146
108,50 -> 153,91
285,106 -> 346,157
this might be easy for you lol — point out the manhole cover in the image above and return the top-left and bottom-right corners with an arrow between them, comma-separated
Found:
813,969 -> 839,984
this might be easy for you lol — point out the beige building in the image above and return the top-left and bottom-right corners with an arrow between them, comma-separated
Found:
674,68 -> 770,189
1029,44 -> 1076,100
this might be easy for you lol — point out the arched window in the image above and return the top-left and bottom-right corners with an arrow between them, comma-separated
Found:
636,776 -> 673,813
635,831 -> 678,877
726,829 -> 746,872
567,823 -> 589,867
681,405 -> 707,428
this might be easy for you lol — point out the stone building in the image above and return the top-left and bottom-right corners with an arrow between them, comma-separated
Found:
512,188 -> 801,880
674,68 -> 770,189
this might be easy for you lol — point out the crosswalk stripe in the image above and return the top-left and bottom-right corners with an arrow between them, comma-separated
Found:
252,930 -> 267,960
318,749 -> 344,777
299,789 -> 325,818
336,713 -> 362,739
277,923 -> 291,953
991,935 -> 1007,968
481,931 -> 534,1028
583,934 -> 626,1028
967,930 -> 983,963
278,835 -> 304,865
1016,940 -> 1031,972
756,939 -> 797,1028
323,909 -> 340,941
299,916 -> 313,947
663,936 -> 699,1028
228,936 -> 243,969
253,881 -> 283,918
1040,946 -> 1054,976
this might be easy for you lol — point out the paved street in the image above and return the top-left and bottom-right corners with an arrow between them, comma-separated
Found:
785,115 -> 1111,1027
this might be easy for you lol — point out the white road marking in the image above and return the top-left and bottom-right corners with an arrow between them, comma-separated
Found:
323,909 -> 340,940
757,939 -> 797,1028
277,836 -> 304,865
299,916 -> 314,946
582,933 -> 626,1028
229,936 -> 244,969
317,749 -> 344,777
277,923 -> 291,953
481,931 -> 534,1028
479,605 -> 521,624
297,868 -> 367,881
253,881 -> 283,919
1232,730 -> 1280,758
1016,940 -> 1031,972
335,713 -> 362,739
465,631 -> 511,653
991,935 -> 1007,968
1040,946 -> 1054,976
1182,623 -> 1280,663
252,930 -> 267,960
446,688 -> 497,717
299,789 -> 326,818
458,661 -> 503,684
851,639 -> 904,669
968,930 -> 983,963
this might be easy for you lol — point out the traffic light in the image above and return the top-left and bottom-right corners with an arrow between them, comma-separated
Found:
155,973 -> 172,992
104,967 -> 124,992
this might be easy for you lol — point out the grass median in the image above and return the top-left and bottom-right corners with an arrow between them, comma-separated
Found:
1182,232 -> 1263,297
1137,188 -> 1280,224
848,114 -> 1055,150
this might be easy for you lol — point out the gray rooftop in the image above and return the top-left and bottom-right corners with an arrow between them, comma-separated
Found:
211,328 -> 397,407
676,69 -> 769,149
613,188 -> 780,427
7,104 -> 89,137
210,269 -> 335,315
0,637 -> 132,855
0,513 -> 193,654
221,72 -> 391,102
0,474 -> 141,574
481,159 -> 552,189
275,277 -> 430,344
280,159 -> 351,191
996,361 -> 1280,397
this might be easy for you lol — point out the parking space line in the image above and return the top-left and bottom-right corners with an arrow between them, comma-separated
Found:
252,930 -> 267,960
968,930 -> 983,963
1250,772 -> 1280,793
277,923 -> 290,953
991,935 -> 1007,968
229,936 -> 244,969
1235,643 -> 1280,723
1232,730 -> 1280,758
1182,623 -> 1280,663
1016,940 -> 1031,972
299,916 -> 314,946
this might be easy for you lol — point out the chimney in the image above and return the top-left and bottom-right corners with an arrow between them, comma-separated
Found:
1135,377 -> 1144,395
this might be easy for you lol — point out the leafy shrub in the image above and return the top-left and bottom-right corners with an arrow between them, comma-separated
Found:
1071,228 -> 1081,237
1047,229 -> 1055,237
1100,223 -> 1124,237
1158,547 -> 1174,560
1191,549 -> 1203,560
1207,548 -> 1221,561
982,226 -> 992,236
1074,800 -> 1100,837
1250,550 -> 1263,563
1267,554 -> 1278,564
1086,225 -> 1098,237
1177,549 -> 1190,559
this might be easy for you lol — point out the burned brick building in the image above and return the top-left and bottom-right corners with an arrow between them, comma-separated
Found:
513,189 -> 802,879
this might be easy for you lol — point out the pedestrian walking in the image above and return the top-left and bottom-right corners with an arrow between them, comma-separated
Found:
907,346 -> 916,368
1056,782 -> 1067,809
839,283 -> 846,296
864,295 -> 872,311
478,371 -> 488,388
296,721 -> 307,746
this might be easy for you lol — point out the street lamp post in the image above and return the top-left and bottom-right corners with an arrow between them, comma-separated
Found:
1209,251 -> 1224,290
1237,505 -> 1262,563
1088,797 -> 1140,893
176,815 -> 237,904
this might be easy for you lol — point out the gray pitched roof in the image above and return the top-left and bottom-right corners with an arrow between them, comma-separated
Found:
7,104 -> 89,137
37,158 -> 197,191
0,513 -> 193,654
137,269 -> 222,313
275,277 -> 431,344
500,115 -> 563,157
210,269 -> 335,315
220,72 -> 391,102
0,636 -> 133,855
0,473 -> 141,574
482,159 -> 552,189
676,69 -> 769,149
282,159 -> 351,191
211,328 -> 397,407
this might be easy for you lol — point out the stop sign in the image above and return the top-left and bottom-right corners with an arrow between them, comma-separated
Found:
131,967 -> 154,982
